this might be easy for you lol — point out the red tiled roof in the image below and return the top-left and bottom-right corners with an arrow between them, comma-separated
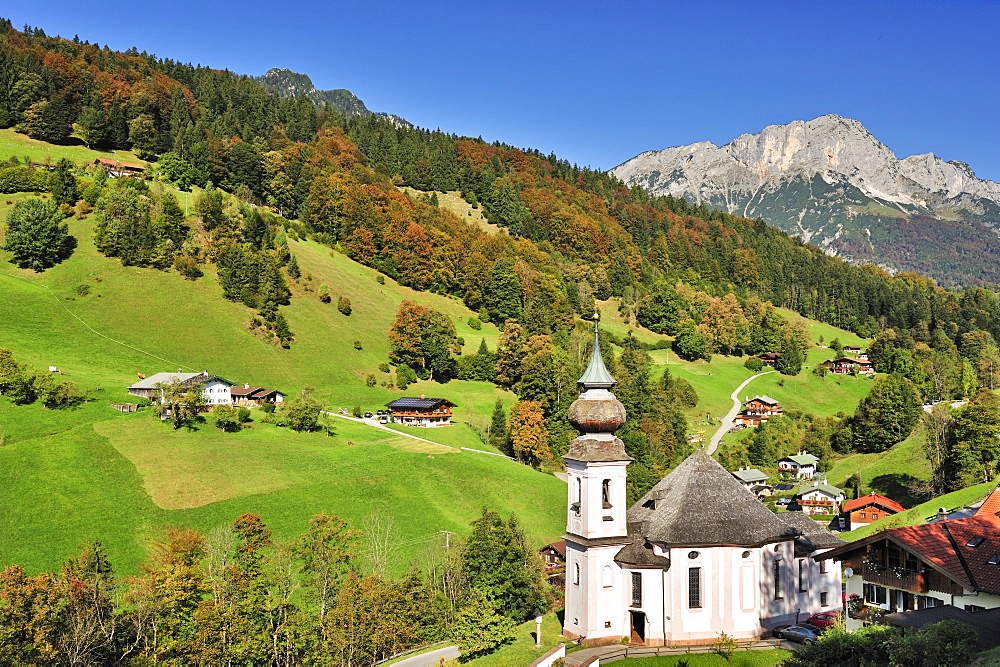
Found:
820,515 -> 1000,594
843,493 -> 907,514
230,386 -> 262,396
975,484 -> 1000,518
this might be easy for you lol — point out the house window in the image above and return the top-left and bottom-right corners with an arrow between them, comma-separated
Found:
631,572 -> 642,607
688,567 -> 701,608
819,558 -> 828,574
798,559 -> 807,592
820,591 -> 829,606
773,559 -> 783,599
859,513 -> 866,519
966,605 -> 986,613
573,563 -> 580,586
602,479 -> 612,508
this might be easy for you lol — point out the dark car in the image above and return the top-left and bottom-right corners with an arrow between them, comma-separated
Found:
806,611 -> 841,630
364,411 -> 373,418
772,624 -> 818,644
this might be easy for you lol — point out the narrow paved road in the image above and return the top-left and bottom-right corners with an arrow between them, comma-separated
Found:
706,371 -> 776,455
391,646 -> 459,666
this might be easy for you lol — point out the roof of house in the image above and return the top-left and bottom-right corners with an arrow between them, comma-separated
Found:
780,452 -> 820,466
975,484 -> 1000,519
732,468 -> 769,483
546,540 -> 566,557
230,386 -> 262,397
818,515 -> 1000,595
843,493 -> 907,514
758,352 -> 780,359
95,157 -> 146,170
795,482 -> 845,498
884,605 -> 1000,650
773,483 -> 796,491
614,537 -> 672,569
129,371 -> 232,390
822,356 -> 872,366
385,397 -> 456,410
842,344 -> 862,350
627,449 -> 794,547
748,395 -> 780,406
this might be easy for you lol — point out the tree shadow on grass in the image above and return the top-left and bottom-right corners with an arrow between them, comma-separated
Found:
868,473 -> 930,508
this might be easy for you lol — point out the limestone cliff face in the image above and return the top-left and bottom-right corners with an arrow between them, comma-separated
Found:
612,115 -> 1000,287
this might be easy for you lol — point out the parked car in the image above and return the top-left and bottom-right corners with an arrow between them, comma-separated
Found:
772,625 -> 818,644
378,416 -> 389,424
776,497 -> 791,506
364,411 -> 373,418
806,611 -> 841,630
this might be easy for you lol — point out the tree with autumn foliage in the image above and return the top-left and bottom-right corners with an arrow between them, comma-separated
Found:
388,300 -> 457,381
508,400 -> 550,467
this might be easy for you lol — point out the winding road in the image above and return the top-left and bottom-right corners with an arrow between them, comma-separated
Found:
706,370 -> 776,455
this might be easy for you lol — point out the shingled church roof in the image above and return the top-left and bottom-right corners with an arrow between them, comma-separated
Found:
627,449 -> 794,547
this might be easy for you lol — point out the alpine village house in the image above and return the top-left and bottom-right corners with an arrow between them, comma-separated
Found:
562,321 -> 844,646
384,396 -> 456,426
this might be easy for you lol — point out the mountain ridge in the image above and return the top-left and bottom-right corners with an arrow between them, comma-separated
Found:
254,67 -> 411,127
612,114 -> 1000,287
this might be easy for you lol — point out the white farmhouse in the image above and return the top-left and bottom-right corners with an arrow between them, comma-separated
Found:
778,451 -> 820,479
562,322 -> 844,647
128,371 -> 234,406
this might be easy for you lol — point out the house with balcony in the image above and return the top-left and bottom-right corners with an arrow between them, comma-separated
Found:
821,356 -> 875,375
385,396 -> 456,426
757,352 -> 780,367
735,396 -> 783,427
127,371 -> 234,407
842,345 -> 868,360
842,493 -> 907,530
792,481 -> 846,515
816,513 -> 1000,629
777,451 -> 820,479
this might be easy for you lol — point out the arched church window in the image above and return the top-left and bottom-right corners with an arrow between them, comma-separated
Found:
602,564 -> 613,588
602,479 -> 612,508
574,563 -> 580,586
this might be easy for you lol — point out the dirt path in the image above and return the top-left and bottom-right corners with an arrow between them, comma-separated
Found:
706,371 -> 776,455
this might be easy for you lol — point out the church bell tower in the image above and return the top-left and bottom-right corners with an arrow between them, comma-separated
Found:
562,315 -> 632,645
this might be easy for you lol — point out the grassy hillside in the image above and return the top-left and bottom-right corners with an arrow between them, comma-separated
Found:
0,128 -> 145,167
0,171 -> 567,574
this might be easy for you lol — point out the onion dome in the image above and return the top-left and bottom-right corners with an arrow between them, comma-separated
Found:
567,315 -> 626,435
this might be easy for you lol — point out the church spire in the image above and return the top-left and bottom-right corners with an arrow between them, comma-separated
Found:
577,313 -> 616,390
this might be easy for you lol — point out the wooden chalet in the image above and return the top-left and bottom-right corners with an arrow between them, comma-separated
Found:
842,493 -> 907,530
821,356 -> 874,375
539,540 -> 566,570
385,395 -> 456,426
757,351 -> 780,367
230,384 -> 286,406
94,157 -> 147,178
817,514 -> 1000,625
734,395 -> 783,427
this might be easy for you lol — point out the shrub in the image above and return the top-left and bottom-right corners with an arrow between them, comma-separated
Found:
376,274 -> 385,284
378,363 -> 390,373
237,406 -> 252,423
260,402 -> 276,414
744,357 -> 764,372
352,405 -> 363,418
467,317 -> 482,331
318,284 -> 331,303
353,340 -> 362,350
76,284 -> 91,297
214,405 -> 242,432
173,254 -> 203,280
365,374 -> 377,387
338,296 -> 353,316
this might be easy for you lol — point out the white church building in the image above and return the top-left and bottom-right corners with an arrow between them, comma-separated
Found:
562,321 -> 845,647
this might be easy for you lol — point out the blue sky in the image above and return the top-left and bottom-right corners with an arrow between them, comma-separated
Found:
8,1 -> 1000,180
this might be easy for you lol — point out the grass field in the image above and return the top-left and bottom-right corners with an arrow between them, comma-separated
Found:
0,128 -> 146,168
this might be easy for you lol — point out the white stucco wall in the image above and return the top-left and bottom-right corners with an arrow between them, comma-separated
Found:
201,380 -> 231,405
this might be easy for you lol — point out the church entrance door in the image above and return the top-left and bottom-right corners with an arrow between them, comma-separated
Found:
629,611 -> 646,645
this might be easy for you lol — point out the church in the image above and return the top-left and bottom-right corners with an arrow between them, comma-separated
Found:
562,322 -> 845,646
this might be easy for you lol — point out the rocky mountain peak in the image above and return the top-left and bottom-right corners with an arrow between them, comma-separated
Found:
611,115 -> 1000,287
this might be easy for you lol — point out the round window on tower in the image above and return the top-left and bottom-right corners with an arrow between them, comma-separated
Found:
688,550 -> 700,559
742,550 -> 752,559
774,544 -> 782,553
